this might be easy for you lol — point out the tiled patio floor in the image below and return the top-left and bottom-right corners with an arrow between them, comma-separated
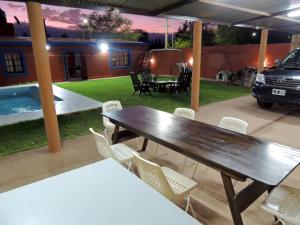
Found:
1,95 -> 300,225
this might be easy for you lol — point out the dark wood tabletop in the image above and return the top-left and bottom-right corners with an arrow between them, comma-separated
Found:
102,106 -> 300,186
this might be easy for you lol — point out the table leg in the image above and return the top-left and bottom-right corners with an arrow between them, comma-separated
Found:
112,125 -> 120,144
221,173 -> 244,225
138,138 -> 148,152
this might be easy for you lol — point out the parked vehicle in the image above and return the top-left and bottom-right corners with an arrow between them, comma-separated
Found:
253,49 -> 300,109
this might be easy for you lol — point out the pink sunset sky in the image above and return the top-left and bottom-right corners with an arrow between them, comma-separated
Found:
0,1 -> 184,33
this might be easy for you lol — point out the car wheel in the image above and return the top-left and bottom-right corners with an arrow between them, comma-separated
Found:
257,99 -> 274,109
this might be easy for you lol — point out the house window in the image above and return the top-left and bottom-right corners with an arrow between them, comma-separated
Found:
110,51 -> 129,67
3,53 -> 24,74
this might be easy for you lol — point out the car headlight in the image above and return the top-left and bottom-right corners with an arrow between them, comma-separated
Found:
256,73 -> 265,84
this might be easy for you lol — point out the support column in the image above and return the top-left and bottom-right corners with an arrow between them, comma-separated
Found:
257,28 -> 268,72
165,18 -> 169,49
27,2 -> 61,152
191,20 -> 202,111
290,34 -> 300,52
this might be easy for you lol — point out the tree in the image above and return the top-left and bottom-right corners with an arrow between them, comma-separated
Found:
134,29 -> 149,42
174,21 -> 216,48
214,25 -> 259,45
79,8 -> 131,33
173,37 -> 192,48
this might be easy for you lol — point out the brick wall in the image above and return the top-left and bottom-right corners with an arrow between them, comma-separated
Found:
150,43 -> 291,79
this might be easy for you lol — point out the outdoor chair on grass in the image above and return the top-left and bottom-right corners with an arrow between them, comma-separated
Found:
141,68 -> 153,86
130,72 -> 151,96
89,128 -> 137,170
172,71 -> 192,97
133,152 -> 198,218
102,100 -> 140,147
261,185 -> 300,225
153,108 -> 195,159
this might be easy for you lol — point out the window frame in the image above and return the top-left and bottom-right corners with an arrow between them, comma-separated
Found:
0,51 -> 27,77
109,48 -> 131,69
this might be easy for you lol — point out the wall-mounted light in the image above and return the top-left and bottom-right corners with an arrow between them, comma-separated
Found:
189,57 -> 193,66
150,58 -> 155,64
99,43 -> 109,53
264,58 -> 268,68
252,32 -> 257,37
46,44 -> 50,51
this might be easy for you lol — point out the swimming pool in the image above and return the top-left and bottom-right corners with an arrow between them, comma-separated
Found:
0,86 -> 62,115
0,84 -> 101,126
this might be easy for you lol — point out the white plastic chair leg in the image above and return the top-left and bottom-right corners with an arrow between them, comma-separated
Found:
152,144 -> 168,159
135,138 -> 140,149
185,196 -> 197,218
273,218 -> 286,225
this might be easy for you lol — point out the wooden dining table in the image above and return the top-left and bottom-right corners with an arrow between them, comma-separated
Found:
102,106 -> 300,225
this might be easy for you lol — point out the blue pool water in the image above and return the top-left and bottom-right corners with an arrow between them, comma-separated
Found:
0,86 -> 62,115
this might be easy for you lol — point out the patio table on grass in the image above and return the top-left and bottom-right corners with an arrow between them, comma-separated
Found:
102,106 -> 300,225
0,159 -> 201,225
153,80 -> 177,92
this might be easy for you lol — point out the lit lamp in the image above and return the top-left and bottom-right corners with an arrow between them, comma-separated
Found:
150,58 -> 155,64
188,57 -> 193,66
264,58 -> 268,68
99,43 -> 109,53
83,18 -> 88,24
46,44 -> 50,51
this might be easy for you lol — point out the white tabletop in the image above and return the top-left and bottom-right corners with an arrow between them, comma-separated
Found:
0,159 -> 201,225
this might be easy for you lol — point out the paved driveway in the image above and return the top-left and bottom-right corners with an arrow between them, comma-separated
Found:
196,95 -> 300,149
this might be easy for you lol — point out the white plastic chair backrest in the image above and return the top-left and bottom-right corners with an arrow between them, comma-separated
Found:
102,101 -> 122,128
133,152 -> 175,200
218,117 -> 248,134
89,128 -> 114,159
174,108 -> 195,120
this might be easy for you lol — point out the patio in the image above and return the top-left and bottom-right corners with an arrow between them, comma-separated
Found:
1,1 -> 300,225
1,95 -> 299,225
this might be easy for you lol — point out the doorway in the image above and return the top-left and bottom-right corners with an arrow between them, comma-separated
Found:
65,52 -> 87,81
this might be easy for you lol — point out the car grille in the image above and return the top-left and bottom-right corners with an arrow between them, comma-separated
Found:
265,75 -> 300,89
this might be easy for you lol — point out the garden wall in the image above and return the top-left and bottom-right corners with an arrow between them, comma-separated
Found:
150,43 -> 290,79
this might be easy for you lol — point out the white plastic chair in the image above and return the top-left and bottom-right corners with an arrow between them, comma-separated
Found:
89,128 -> 136,170
153,108 -> 195,159
261,185 -> 300,225
102,100 -> 123,140
133,152 -> 198,218
218,117 -> 248,134
102,100 -> 139,148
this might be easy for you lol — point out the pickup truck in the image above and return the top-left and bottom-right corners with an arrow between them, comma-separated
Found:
253,49 -> 300,108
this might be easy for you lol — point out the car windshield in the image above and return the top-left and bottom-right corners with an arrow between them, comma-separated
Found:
282,50 -> 300,68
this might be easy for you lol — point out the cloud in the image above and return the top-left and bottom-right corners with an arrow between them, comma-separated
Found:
7,3 -> 26,11
42,7 -> 88,29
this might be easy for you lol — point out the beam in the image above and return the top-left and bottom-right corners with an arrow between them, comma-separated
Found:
165,18 -> 169,49
290,34 -> 300,52
257,28 -> 268,72
191,20 -> 202,111
26,1 -> 61,152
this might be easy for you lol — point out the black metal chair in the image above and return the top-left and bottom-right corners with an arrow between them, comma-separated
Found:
141,68 -> 154,86
172,70 -> 192,96
130,72 -> 151,96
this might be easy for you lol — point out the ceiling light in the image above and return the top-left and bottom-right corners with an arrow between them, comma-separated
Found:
288,9 -> 300,17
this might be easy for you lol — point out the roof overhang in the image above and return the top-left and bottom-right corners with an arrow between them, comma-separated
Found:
8,0 -> 300,34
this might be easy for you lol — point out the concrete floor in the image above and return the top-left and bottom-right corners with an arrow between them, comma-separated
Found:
1,95 -> 300,225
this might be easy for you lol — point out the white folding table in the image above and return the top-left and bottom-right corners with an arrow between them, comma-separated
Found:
0,158 -> 201,225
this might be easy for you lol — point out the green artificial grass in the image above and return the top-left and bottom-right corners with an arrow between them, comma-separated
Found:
0,76 -> 250,156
